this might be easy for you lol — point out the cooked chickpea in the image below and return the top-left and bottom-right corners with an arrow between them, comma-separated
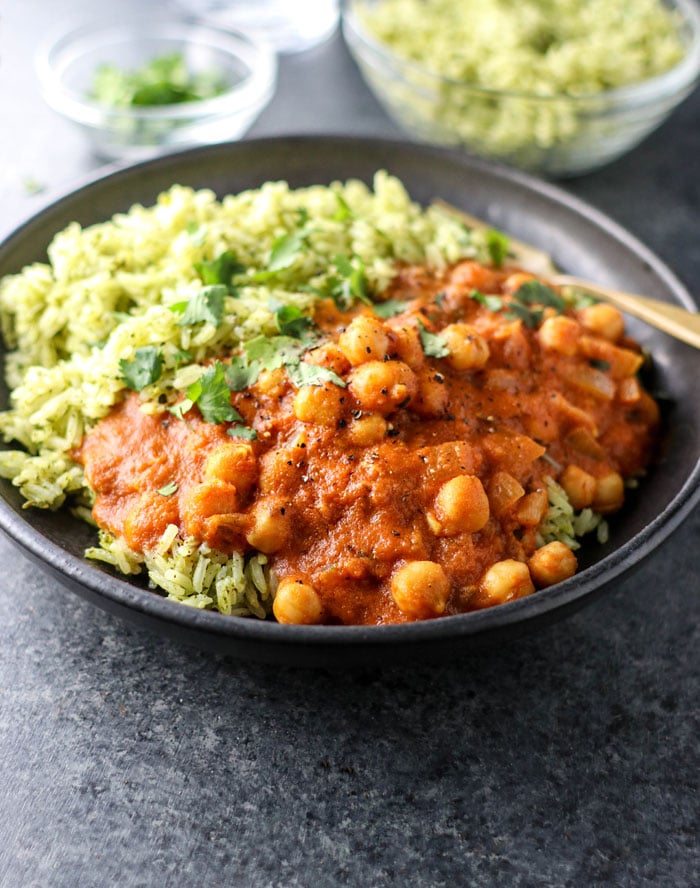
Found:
390,324 -> 424,370
204,441 -> 257,494
255,367 -> 286,398
560,464 -> 596,510
593,471 -> 625,513
440,324 -> 490,371
293,382 -> 344,426
348,412 -> 387,445
528,542 -> 578,588
273,578 -> 323,625
349,360 -> 418,415
390,560 -> 450,619
245,498 -> 291,553
338,314 -> 389,365
476,559 -> 534,607
580,303 -> 625,342
410,370 -> 449,418
434,474 -> 490,535
181,479 -> 239,538
304,342 -> 351,376
538,316 -> 581,356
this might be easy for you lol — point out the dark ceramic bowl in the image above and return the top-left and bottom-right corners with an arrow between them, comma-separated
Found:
0,136 -> 698,666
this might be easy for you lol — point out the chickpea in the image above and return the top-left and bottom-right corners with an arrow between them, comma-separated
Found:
349,360 -> 418,415
528,542 -> 578,588
560,464 -> 596,510
580,303 -> 625,342
273,577 -> 323,625
304,342 -> 351,377
593,471 -> 625,513
538,316 -> 581,356
348,412 -> 387,446
440,324 -> 490,371
390,560 -> 450,618
181,479 -> 239,538
338,314 -> 389,365
410,370 -> 449,418
433,474 -> 490,536
293,382 -> 344,426
245,498 -> 291,553
390,324 -> 424,370
204,441 -> 257,495
255,367 -> 287,398
476,559 -> 535,607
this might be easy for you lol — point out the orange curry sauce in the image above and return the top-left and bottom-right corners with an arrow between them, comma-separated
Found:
78,260 -> 659,625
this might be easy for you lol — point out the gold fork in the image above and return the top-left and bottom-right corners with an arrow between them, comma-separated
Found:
432,199 -> 700,351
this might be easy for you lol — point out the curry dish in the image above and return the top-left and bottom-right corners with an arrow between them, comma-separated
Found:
77,259 -> 658,626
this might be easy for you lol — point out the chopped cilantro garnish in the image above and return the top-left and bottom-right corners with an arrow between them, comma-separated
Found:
333,192 -> 354,222
470,290 -> 504,312
194,250 -> 244,288
119,346 -> 163,391
504,301 -> 544,329
225,355 -> 263,392
157,481 -> 178,497
417,321 -> 450,358
186,221 -> 208,246
271,301 -> 314,339
173,362 -> 244,424
252,210 -> 313,281
485,228 -> 510,267
513,280 -> 567,313
171,285 -> 227,327
372,298 -> 407,319
286,363 -> 347,389
334,255 -> 371,306
227,425 -> 258,441
173,348 -> 193,367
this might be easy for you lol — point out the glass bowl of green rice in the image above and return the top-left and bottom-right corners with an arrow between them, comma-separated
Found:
36,17 -> 278,162
343,0 -> 700,177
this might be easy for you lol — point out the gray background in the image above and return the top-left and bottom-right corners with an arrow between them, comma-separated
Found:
0,2 -> 698,886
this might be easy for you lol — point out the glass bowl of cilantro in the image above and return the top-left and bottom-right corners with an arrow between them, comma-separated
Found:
36,17 -> 278,160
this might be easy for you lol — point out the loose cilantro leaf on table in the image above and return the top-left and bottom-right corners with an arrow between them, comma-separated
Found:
417,321 -> 450,358
119,346 -> 163,391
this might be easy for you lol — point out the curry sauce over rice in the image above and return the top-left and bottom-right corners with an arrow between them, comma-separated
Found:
0,174 -> 659,624
77,259 -> 657,625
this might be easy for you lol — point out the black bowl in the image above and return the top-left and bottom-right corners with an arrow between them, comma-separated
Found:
0,136 -> 698,666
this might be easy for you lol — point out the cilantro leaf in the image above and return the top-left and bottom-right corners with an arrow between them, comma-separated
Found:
173,348 -> 193,367
188,362 -> 244,424
119,346 -> 163,391
504,302 -> 544,329
252,211 -> 313,281
485,228 -> 510,267
157,481 -> 178,496
470,290 -> 504,312
372,298 -> 407,319
333,192 -> 354,222
194,250 -> 244,287
225,355 -> 264,392
334,255 -> 371,306
417,321 -> 450,358
174,285 -> 227,327
286,363 -> 347,389
513,280 -> 567,313
227,425 -> 258,441
272,301 -> 313,339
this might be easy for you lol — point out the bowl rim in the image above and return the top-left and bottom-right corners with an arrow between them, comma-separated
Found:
35,15 -> 278,125
0,134 -> 698,655
343,0 -> 700,106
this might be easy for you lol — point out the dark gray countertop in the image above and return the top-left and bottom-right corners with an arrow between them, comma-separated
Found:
0,2 -> 698,886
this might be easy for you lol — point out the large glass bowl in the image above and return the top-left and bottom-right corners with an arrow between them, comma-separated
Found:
36,17 -> 278,162
343,0 -> 700,177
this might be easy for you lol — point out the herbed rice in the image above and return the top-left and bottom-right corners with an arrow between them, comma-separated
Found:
0,172 -> 605,616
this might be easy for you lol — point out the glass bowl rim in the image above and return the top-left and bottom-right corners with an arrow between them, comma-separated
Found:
35,16 -> 278,125
343,0 -> 700,106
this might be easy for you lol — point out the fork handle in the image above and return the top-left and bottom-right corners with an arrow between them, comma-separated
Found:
552,275 -> 700,351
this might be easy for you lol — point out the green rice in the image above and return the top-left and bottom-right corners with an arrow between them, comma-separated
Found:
0,172 -> 605,615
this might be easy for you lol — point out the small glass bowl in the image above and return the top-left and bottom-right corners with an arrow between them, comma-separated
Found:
343,0 -> 700,177
36,18 -> 278,162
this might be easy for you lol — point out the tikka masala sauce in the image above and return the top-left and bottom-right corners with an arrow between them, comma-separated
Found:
78,260 -> 658,625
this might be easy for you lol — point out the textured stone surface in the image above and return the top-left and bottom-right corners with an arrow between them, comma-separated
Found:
0,2 -> 698,886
